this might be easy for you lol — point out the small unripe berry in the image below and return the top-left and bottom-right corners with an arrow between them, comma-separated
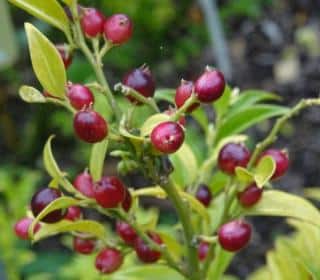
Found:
218,143 -> 251,175
116,221 -> 137,246
31,188 -> 66,223
218,220 -> 252,252
65,206 -> 82,221
151,121 -> 184,154
67,84 -> 94,110
164,108 -> 186,127
195,184 -> 212,207
257,149 -> 289,179
104,14 -> 133,44
73,170 -> 95,198
195,68 -> 225,103
73,237 -> 95,254
175,80 -> 199,112
238,184 -> 263,207
95,248 -> 123,274
134,232 -> 162,263
14,218 -> 41,240
122,188 -> 132,212
198,241 -> 210,261
73,110 -> 108,143
94,176 -> 126,208
81,8 -> 105,37
56,44 -> 73,69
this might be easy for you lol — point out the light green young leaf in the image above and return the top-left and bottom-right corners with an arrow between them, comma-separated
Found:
60,0 -> 74,6
157,231 -> 183,261
43,135 -> 63,179
254,156 -> 276,188
235,167 -> 254,184
208,245 -> 234,280
191,108 -> 209,132
213,85 -> 232,119
19,85 -> 46,103
304,188 -> 320,201
154,89 -> 175,103
140,113 -> 170,137
25,23 -> 66,98
89,139 -> 108,181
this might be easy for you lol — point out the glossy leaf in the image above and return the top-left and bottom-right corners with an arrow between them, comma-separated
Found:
89,139 -> 108,181
154,89 -> 175,103
254,156 -> 275,188
19,85 -> 46,103
235,167 -> 254,184
25,23 -> 66,98
140,113 -> 170,136
213,85 -> 232,119
43,135 -> 63,179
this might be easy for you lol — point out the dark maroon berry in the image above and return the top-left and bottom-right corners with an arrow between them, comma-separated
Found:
175,80 -> 199,113
73,110 -> 108,143
95,248 -> 123,274
81,8 -> 105,37
116,221 -> 137,246
134,232 -> 162,263
31,188 -> 65,223
195,184 -> 212,207
151,121 -> 185,154
14,217 -> 41,240
121,188 -> 132,212
218,220 -> 252,252
218,143 -> 251,175
195,68 -> 225,103
164,108 -> 186,127
198,241 -> 210,261
56,44 -> 73,69
73,237 -> 95,254
94,176 -> 126,208
123,66 -> 155,104
65,206 -> 82,221
238,184 -> 263,207
73,170 -> 95,198
103,14 -> 133,44
257,149 -> 289,179
67,84 -> 94,110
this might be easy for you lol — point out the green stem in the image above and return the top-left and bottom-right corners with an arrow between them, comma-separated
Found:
170,94 -> 198,122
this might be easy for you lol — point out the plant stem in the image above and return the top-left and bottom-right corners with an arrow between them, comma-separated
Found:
170,94 -> 198,122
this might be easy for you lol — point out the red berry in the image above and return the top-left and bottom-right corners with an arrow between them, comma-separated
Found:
198,241 -> 210,261
73,170 -> 95,198
218,220 -> 252,252
14,217 -> 41,240
175,80 -> 199,113
116,221 -> 137,246
65,206 -> 82,221
73,237 -> 95,254
81,8 -> 105,37
31,188 -> 66,223
218,143 -> 251,175
73,110 -> 108,143
56,44 -> 73,68
238,184 -> 263,207
134,232 -> 162,263
195,184 -> 212,207
164,108 -> 186,127
94,176 -> 126,208
122,188 -> 132,212
257,149 -> 289,179
123,66 -> 155,104
67,84 -> 94,110
95,248 -> 123,274
104,14 -> 133,44
195,68 -> 225,103
151,121 -> 185,154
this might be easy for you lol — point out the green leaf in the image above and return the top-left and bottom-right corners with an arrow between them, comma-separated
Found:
140,113 -> 170,137
235,166 -> 254,184
25,23 -> 66,98
208,245 -> 234,280
9,0 -> 70,35
157,231 -> 183,261
213,85 -> 232,119
304,188 -> 320,201
243,190 -> 320,227
154,89 -> 175,103
191,108 -> 209,132
60,0 -> 74,6
89,139 -> 108,181
19,85 -> 46,103
43,135 -> 63,179
254,156 -> 275,188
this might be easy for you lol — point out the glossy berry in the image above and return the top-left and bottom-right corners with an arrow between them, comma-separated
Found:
238,184 -> 263,207
134,232 -> 162,263
94,176 -> 126,208
218,143 -> 251,175
122,188 -> 132,212
95,248 -> 123,274
14,218 -> 41,240
73,110 -> 108,143
164,108 -> 186,127
218,220 -> 252,252
104,14 -> 133,44
56,44 -> 73,68
116,221 -> 137,246
195,184 -> 212,207
65,206 -> 82,221
198,241 -> 210,261
123,66 -> 155,104
31,188 -> 65,223
73,237 -> 95,254
151,121 -> 185,154
195,68 -> 225,103
81,8 -> 105,37
258,149 -> 289,179
67,84 -> 94,110
175,80 -> 199,112
73,170 -> 95,198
